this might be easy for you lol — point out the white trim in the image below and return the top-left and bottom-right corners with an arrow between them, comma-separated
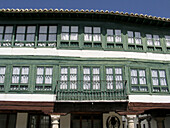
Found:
129,95 -> 170,103
0,94 -> 56,102
0,48 -> 170,61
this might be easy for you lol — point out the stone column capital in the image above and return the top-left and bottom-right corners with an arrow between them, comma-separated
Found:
51,115 -> 60,125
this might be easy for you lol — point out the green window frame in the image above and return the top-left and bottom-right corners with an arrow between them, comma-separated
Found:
10,66 -> 29,91
0,66 -> 6,91
35,66 -> 53,91
127,31 -> 143,51
105,67 -> 123,90
130,69 -> 148,92
83,67 -> 100,90
106,29 -> 123,49
151,69 -> 168,93
15,25 -> 36,47
165,35 -> 170,46
0,25 -> 13,47
84,26 -> 102,48
60,26 -> 79,47
146,34 -> 162,52
37,25 -> 57,47
59,67 -> 78,90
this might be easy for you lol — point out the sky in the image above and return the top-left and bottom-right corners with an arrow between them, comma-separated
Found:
0,0 -> 170,18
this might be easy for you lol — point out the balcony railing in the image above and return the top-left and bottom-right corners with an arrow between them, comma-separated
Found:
56,80 -> 127,101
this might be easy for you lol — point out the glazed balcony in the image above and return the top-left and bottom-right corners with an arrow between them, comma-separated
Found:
56,80 -> 127,101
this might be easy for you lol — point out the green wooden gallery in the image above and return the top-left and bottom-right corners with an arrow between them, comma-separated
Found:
0,8 -> 170,128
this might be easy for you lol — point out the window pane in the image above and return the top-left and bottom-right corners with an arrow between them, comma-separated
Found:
93,34 -> 101,41
17,26 -> 26,33
115,30 -> 121,35
107,29 -> 113,35
48,34 -> 56,41
107,36 -> 114,42
5,26 -> 13,33
70,33 -> 78,40
85,27 -> 92,33
159,70 -> 165,77
0,67 -> 6,84
0,26 -> 4,33
128,31 -> 133,37
4,34 -> 12,41
0,34 -> 2,40
61,33 -> 69,40
60,67 -> 68,89
71,26 -> 78,32
70,68 -> 77,89
135,32 -> 141,38
131,70 -> 137,76
27,26 -> 36,33
49,26 -> 57,33
39,34 -> 47,41
39,26 -> 47,33
26,34 -> 35,41
93,27 -> 100,33
62,26 -> 69,32
16,34 -> 25,41
146,34 -> 152,39
151,70 -> 158,77
84,34 -> 92,41
83,68 -> 90,89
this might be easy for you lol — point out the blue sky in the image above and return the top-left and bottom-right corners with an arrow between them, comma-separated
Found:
0,0 -> 170,18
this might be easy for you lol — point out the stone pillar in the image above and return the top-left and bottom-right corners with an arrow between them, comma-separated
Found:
126,115 -> 136,128
154,117 -> 165,128
51,115 -> 60,128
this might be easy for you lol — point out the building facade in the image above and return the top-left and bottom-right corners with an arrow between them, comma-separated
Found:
0,8 -> 170,128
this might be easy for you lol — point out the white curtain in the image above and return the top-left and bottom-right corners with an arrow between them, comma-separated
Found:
21,67 -> 29,84
83,68 -> 90,89
60,67 -> 68,89
61,33 -> 69,40
165,36 -> 170,46
159,70 -> 167,85
36,67 -> 44,84
146,34 -> 153,45
107,36 -> 114,42
151,70 -> 158,85
153,35 -> 160,46
115,30 -> 121,42
115,75 -> 123,89
106,68 -> 113,89
131,69 -> 137,84
128,31 -> 134,44
70,33 -> 78,40
84,27 -> 92,41
84,34 -> 92,41
92,68 -> 100,89
0,67 -> 6,83
12,67 -> 20,83
135,32 -> 142,44
45,67 -> 53,84
93,34 -> 101,41
115,68 -> 123,89
139,70 -> 146,84
70,68 -> 77,89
